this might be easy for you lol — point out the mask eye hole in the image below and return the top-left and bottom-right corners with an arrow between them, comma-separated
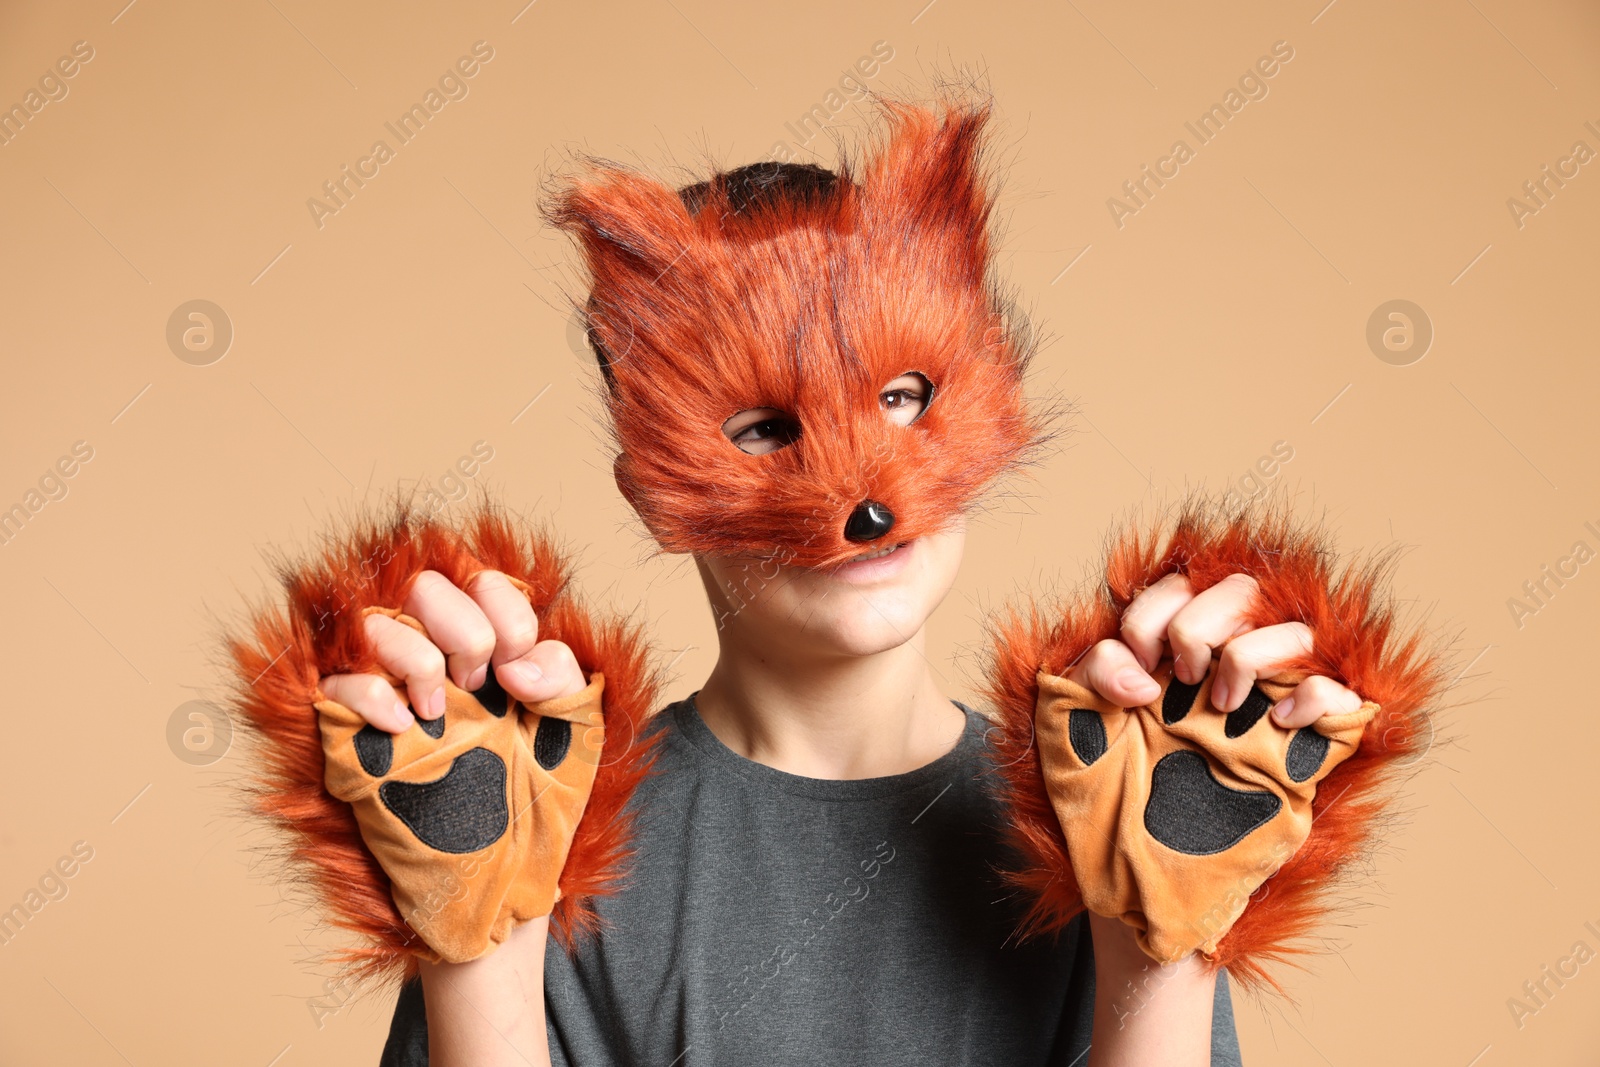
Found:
722,407 -> 802,455
881,371 -> 934,426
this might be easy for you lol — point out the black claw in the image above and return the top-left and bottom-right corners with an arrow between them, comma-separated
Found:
533,717 -> 573,770
1285,728 -> 1331,783
1163,670 -> 1205,725
471,665 -> 512,718
1224,686 -> 1272,738
1068,708 -> 1107,766
354,724 -> 393,777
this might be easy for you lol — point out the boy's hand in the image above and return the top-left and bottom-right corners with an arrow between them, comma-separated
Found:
320,568 -> 588,733
1066,571 -> 1363,728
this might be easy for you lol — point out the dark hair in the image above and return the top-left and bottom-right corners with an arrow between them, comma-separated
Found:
585,162 -> 843,390
676,161 -> 839,217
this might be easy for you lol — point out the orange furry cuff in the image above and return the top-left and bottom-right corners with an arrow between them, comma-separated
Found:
221,499 -> 662,985
983,499 -> 1448,994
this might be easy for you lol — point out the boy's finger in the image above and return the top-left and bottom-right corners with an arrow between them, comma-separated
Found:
497,640 -> 588,704
466,570 -> 542,669
1166,573 -> 1259,686
404,570 -> 497,691
320,673 -> 415,734
364,611 -> 448,720
1210,622 -> 1314,711
1067,639 -> 1161,707
1273,674 -> 1363,728
1118,573 -> 1193,673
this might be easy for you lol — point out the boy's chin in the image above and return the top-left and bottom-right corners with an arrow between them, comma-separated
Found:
784,595 -> 937,658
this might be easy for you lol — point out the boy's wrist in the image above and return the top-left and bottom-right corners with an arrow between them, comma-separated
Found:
1088,910 -> 1211,983
1087,912 -> 1215,1065
418,916 -> 552,1067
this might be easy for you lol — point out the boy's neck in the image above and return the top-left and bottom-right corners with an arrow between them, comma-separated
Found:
692,629 -> 967,781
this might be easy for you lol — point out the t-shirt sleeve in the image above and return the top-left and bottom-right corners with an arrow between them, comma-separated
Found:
378,978 -> 429,1067
1210,969 -> 1244,1066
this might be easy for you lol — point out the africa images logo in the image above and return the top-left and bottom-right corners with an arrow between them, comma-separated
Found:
1105,40 -> 1296,229
306,41 -> 495,229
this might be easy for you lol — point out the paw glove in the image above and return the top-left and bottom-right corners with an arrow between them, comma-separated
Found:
1034,664 -> 1376,964
316,580 -> 606,965
221,501 -> 660,985
983,499 -> 1447,992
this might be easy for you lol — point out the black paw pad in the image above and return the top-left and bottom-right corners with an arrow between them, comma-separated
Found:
1285,728 -> 1331,783
418,712 -> 446,739
533,717 -> 573,770
470,666 -> 512,718
1068,709 -> 1107,766
379,748 -> 509,853
1163,670 -> 1204,725
1145,750 -> 1282,856
354,725 -> 393,776
1224,686 -> 1272,738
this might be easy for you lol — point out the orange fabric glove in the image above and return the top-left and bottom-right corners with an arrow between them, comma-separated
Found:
982,498 -> 1447,994
315,579 -> 606,964
222,500 -> 661,985
1033,663 -> 1376,964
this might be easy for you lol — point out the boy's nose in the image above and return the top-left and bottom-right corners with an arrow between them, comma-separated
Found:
843,500 -> 896,542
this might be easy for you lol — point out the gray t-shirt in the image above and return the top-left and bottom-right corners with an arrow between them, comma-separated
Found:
381,694 -> 1243,1065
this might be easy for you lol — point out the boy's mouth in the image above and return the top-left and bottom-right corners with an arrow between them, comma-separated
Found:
845,540 -> 906,563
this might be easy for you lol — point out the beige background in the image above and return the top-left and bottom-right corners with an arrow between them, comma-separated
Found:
1,0 -> 1596,1063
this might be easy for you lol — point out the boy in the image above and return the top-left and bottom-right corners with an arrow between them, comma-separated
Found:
269,99 -> 1371,1067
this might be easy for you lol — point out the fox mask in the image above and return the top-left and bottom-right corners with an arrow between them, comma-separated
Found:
542,97 -> 1051,569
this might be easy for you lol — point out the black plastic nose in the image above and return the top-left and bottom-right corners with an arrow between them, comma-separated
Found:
843,500 -> 896,543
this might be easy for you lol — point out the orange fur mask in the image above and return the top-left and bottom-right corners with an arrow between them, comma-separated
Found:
541,97 -> 1051,568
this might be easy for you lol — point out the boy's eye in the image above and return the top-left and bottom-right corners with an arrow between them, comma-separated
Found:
880,371 -> 933,427
722,407 -> 802,455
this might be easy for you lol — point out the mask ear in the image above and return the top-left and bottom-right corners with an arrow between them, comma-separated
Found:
542,165 -> 701,394
543,165 -> 695,277
857,96 -> 997,293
